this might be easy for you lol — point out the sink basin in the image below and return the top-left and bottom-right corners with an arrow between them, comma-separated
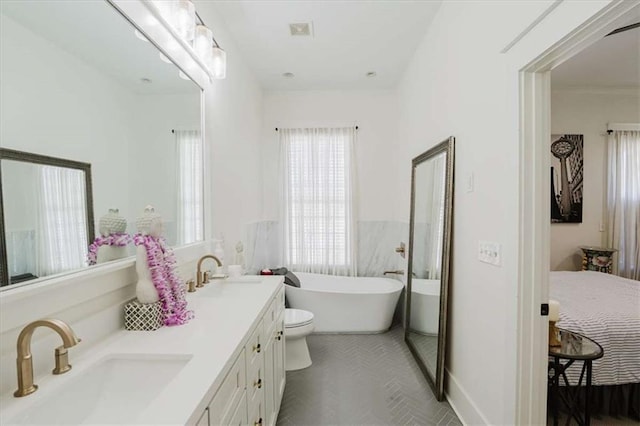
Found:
7,354 -> 191,425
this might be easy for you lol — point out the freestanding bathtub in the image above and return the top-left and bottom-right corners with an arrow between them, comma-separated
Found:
409,278 -> 441,335
285,272 -> 403,333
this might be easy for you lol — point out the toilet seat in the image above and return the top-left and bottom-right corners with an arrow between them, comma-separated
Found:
285,309 -> 314,328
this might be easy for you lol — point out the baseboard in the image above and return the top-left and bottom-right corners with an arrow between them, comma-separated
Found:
445,368 -> 491,425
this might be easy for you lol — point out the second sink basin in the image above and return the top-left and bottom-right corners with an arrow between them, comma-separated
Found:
7,354 -> 192,425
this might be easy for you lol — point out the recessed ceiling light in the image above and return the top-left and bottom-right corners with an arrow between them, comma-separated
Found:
366,71 -> 377,78
289,23 -> 312,36
140,78 -> 152,84
282,72 -> 295,78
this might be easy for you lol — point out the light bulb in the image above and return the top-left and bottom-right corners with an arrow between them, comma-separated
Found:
175,0 -> 195,41
210,47 -> 226,79
194,25 -> 213,61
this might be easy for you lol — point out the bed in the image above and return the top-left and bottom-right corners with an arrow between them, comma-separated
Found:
550,271 -> 640,418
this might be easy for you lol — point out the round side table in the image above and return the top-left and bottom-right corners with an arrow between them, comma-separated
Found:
548,328 -> 603,426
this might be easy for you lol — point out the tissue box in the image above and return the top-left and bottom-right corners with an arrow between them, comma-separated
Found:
124,300 -> 163,331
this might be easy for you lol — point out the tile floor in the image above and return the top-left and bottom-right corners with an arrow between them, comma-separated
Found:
276,325 -> 461,426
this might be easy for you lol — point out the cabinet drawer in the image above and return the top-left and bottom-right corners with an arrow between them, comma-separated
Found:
221,392 -> 247,426
263,298 -> 277,336
209,350 -> 246,426
247,354 -> 264,403
248,385 -> 265,426
246,320 -> 264,368
276,286 -> 285,313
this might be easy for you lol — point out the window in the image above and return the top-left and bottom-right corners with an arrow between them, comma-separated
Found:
606,129 -> 640,279
37,166 -> 88,276
280,127 -> 357,275
176,130 -> 203,245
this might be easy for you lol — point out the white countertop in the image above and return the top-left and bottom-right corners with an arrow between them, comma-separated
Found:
0,276 -> 284,425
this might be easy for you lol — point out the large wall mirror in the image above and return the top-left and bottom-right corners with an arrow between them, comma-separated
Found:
405,137 -> 455,401
0,1 -> 204,288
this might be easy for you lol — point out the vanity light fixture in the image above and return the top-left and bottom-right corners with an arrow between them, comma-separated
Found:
159,52 -> 173,64
148,0 -> 226,79
175,0 -> 196,41
134,29 -> 149,42
194,25 -> 213,61
151,0 -> 178,26
210,46 -> 226,79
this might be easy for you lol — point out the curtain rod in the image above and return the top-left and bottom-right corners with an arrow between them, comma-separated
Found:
607,123 -> 640,134
275,126 -> 359,131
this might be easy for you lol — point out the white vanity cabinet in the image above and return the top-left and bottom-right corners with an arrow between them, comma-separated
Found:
198,286 -> 285,426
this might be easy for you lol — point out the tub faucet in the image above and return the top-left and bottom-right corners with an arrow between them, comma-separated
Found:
196,254 -> 222,288
14,318 -> 81,397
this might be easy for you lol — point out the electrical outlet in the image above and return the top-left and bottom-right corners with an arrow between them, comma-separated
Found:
478,241 -> 501,266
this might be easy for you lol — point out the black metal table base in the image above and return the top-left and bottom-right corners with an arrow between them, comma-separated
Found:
548,356 -> 593,426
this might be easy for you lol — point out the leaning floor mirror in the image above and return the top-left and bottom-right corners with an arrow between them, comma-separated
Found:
405,136 -> 455,401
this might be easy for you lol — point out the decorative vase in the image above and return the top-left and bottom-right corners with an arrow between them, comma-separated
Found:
134,206 -> 162,304
89,208 -> 130,265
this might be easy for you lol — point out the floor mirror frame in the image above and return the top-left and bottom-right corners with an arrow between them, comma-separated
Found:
404,136 -> 455,401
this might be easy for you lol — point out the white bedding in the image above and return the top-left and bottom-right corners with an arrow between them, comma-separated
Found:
550,271 -> 640,386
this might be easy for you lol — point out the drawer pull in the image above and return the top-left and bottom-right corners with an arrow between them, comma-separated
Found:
254,378 -> 262,389
255,418 -> 263,426
253,343 -> 261,353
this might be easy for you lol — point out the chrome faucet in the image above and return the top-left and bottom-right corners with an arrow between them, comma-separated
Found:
14,318 -> 81,397
196,254 -> 222,288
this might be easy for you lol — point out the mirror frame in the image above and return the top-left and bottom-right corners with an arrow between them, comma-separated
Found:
0,148 -> 95,287
404,136 -> 455,401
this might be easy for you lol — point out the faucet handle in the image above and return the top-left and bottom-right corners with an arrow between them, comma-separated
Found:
53,346 -> 72,375
203,270 -> 211,284
186,279 -> 196,292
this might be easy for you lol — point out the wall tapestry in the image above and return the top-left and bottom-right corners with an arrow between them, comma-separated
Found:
550,134 -> 583,223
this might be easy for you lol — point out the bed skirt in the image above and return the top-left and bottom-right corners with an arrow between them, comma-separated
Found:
553,383 -> 640,420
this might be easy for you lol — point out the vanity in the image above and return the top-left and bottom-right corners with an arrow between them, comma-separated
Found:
0,0 -> 287,423
0,276 -> 286,425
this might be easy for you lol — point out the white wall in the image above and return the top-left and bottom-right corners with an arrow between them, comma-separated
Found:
261,90 -> 398,222
394,1 -> 616,424
197,2 -> 264,260
549,89 -> 640,271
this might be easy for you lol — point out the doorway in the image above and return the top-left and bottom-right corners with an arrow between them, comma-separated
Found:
517,2 -> 639,425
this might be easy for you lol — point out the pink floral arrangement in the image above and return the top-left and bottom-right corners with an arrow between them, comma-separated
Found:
87,233 -> 131,265
133,233 -> 193,326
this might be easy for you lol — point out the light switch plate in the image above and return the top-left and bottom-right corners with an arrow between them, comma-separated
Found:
478,241 -> 501,266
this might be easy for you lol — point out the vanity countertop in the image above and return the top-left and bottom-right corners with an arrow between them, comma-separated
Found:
0,276 -> 284,425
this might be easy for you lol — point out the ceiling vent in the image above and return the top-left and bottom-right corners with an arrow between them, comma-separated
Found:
289,23 -> 312,37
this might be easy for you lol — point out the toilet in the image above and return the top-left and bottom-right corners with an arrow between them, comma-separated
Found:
284,308 -> 314,371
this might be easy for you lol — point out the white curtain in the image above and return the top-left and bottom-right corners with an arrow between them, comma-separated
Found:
176,130 -> 203,245
606,130 -> 640,280
279,127 -> 357,276
426,153 -> 447,279
36,166 -> 88,276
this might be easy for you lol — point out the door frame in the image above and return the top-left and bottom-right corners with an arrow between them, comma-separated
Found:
516,1 -> 639,424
